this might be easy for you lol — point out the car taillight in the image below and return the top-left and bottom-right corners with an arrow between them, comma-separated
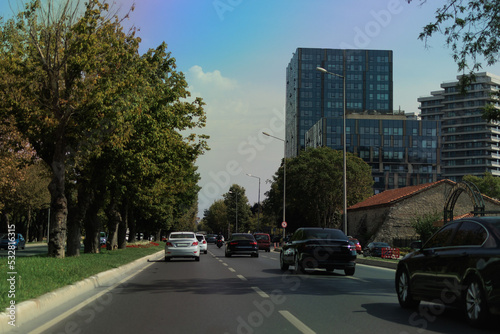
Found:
192,241 -> 199,246
230,242 -> 238,245
203,240 -> 207,244
166,242 -> 173,247
250,241 -> 257,245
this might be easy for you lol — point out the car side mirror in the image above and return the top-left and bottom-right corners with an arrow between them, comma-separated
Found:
410,241 -> 422,250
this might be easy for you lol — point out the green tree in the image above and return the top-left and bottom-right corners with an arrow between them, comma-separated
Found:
264,147 -> 373,232
0,1 -> 208,257
411,0 -> 500,121
463,172 -> 500,200
203,200 -> 229,236
411,211 -> 441,244
224,185 -> 252,234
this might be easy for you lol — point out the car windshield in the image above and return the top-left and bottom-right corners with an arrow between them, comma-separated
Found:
170,233 -> 195,239
196,235 -> 204,241
374,242 -> 390,247
254,235 -> 269,241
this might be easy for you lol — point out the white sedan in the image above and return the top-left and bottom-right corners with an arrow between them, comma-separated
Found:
165,232 -> 200,261
196,234 -> 208,254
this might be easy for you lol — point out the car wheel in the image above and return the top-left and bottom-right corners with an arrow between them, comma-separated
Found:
280,252 -> 289,271
325,266 -> 334,273
294,255 -> 306,274
204,250 -> 207,254
344,267 -> 355,276
252,252 -> 259,257
396,267 -> 420,309
464,277 -> 490,327
225,251 -> 231,258
165,257 -> 171,262
195,256 -> 200,262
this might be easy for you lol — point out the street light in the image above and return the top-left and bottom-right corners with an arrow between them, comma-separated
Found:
262,132 -> 286,242
316,66 -> 348,235
228,190 -> 238,233
246,174 -> 261,231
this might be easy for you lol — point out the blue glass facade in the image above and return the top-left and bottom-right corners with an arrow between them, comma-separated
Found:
286,48 -> 393,157
305,116 -> 441,193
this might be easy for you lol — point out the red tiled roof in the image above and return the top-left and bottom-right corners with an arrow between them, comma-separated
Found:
348,179 -> 455,210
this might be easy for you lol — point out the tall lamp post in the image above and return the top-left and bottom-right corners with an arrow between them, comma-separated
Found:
246,174 -> 261,231
316,66 -> 348,235
262,132 -> 286,242
229,190 -> 238,233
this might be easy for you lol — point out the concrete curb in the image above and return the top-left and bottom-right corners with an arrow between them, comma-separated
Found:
0,250 -> 164,333
356,257 -> 398,269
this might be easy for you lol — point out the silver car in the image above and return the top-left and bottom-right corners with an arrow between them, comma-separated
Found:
196,234 -> 208,254
165,232 -> 200,261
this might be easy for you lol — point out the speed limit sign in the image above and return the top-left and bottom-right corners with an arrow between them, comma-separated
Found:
281,221 -> 287,228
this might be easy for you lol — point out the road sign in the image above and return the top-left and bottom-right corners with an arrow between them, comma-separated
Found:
281,221 -> 287,228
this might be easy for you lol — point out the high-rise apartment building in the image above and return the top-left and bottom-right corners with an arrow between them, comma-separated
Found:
418,72 -> 500,181
286,48 -> 393,157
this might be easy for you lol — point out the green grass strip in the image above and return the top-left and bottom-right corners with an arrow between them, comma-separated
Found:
1,244 -> 163,311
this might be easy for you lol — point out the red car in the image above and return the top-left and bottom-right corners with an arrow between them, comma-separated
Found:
349,237 -> 362,254
253,233 -> 271,252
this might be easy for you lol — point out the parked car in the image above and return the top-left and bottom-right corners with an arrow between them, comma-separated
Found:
253,233 -> 271,252
165,232 -> 200,261
395,217 -> 500,327
196,233 -> 208,254
0,233 -> 26,250
363,242 -> 391,257
99,232 -> 107,245
348,237 -> 362,254
280,227 -> 357,275
225,233 -> 259,257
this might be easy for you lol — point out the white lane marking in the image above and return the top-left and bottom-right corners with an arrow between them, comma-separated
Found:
251,286 -> 269,298
237,274 -> 247,281
279,310 -> 316,334
228,267 -> 236,272
222,262 -> 228,266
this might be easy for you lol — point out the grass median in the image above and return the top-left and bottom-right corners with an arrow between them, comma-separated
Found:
1,242 -> 163,312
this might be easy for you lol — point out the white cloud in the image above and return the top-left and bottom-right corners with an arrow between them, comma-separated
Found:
188,65 -> 238,91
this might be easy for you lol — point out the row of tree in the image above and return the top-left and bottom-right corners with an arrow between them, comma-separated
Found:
0,0 -> 208,258
202,147 -> 374,236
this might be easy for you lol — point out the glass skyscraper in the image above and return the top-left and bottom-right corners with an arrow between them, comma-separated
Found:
286,48 -> 393,157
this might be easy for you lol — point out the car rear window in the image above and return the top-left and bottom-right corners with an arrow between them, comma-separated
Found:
254,234 -> 269,241
305,230 -> 346,240
170,233 -> 195,239
231,234 -> 254,241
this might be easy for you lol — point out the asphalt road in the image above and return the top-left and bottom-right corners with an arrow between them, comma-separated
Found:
16,244 -> 500,334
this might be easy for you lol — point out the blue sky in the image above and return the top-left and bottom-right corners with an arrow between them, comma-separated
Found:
3,0 -> 500,219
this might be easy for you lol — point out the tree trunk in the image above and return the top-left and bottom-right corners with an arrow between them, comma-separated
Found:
47,157 -> 67,258
128,211 -> 137,243
117,201 -> 128,249
106,197 -> 121,250
83,190 -> 101,254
